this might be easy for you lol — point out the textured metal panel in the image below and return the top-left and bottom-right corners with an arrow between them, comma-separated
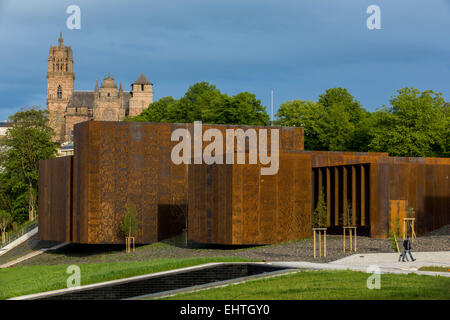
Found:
38,156 -> 72,242
361,165 -> 366,226
71,121 -> 189,244
370,157 -> 449,238
189,151 -> 312,245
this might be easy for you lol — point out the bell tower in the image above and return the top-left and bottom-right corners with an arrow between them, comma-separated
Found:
129,73 -> 154,117
47,32 -> 75,143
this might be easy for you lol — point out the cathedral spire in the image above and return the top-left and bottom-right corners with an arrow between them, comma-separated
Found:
58,32 -> 64,48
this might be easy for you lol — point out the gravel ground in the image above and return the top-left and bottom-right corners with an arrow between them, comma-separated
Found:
8,224 -> 448,267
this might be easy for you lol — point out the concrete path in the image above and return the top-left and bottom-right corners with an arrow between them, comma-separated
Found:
332,251 -> 450,268
0,227 -> 38,257
268,251 -> 450,278
0,242 -> 69,268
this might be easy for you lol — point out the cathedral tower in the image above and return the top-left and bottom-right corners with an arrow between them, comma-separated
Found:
93,74 -> 123,121
47,32 -> 74,143
129,73 -> 154,117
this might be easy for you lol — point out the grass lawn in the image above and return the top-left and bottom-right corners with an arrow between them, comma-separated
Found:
162,270 -> 450,300
0,257 -> 253,300
419,266 -> 450,273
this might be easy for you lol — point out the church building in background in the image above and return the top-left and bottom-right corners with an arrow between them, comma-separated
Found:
46,33 -> 154,144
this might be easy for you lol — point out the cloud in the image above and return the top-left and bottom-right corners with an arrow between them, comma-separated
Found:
0,0 -> 449,121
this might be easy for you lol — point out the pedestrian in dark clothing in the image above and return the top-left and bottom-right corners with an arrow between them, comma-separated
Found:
398,248 -> 407,262
400,236 -> 416,262
399,247 -> 408,262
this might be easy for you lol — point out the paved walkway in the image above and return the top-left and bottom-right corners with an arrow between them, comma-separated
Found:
269,251 -> 450,278
0,227 -> 38,257
0,242 -> 69,268
332,251 -> 450,268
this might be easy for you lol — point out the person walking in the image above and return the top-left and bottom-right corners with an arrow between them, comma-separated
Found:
398,245 -> 408,262
401,235 -> 416,262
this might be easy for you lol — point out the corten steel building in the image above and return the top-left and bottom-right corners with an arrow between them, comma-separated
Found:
38,121 -> 450,245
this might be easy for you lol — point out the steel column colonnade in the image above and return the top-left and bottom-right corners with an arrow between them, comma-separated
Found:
313,164 -> 370,228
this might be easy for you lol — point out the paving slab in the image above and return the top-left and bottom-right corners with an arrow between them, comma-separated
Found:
268,252 -> 450,278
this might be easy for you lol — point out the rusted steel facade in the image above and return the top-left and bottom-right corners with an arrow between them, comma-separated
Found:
310,152 -> 450,238
38,156 -> 72,242
188,152 -> 312,245
38,121 -> 449,244
70,121 -> 191,244
39,121 -> 304,244
369,156 -> 450,237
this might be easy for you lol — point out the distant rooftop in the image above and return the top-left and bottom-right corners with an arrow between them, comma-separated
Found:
133,73 -> 153,85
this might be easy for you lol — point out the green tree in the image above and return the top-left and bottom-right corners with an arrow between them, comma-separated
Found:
312,190 -> 328,228
0,108 -> 57,222
342,202 -> 353,226
407,206 -> 415,219
317,88 -> 371,151
369,87 -> 448,157
444,102 -> 450,157
318,87 -> 364,124
0,210 -> 11,244
275,100 -> 324,150
130,96 -> 177,123
276,88 -> 372,151
316,103 -> 355,151
182,82 -> 225,122
389,215 -> 401,252
127,82 -> 270,126
0,168 -> 14,216
205,92 -> 269,125
120,207 -> 139,238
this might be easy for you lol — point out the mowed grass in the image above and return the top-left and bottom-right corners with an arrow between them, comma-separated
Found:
419,266 -> 450,273
0,257 -> 253,300
163,270 -> 450,300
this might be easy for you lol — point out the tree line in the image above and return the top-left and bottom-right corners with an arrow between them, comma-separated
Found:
276,87 -> 449,157
129,83 -> 449,158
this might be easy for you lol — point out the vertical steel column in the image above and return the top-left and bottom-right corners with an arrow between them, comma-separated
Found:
343,166 -> 347,225
361,165 -> 366,226
326,167 -> 331,226
352,165 -> 357,226
334,167 -> 339,226
318,168 -> 323,195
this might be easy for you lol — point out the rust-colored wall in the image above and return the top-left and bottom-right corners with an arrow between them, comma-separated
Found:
72,121 -> 189,244
310,153 -> 450,238
69,121 -> 304,244
188,152 -> 312,245
38,156 -> 72,242
371,157 -> 450,238
310,151 -> 388,167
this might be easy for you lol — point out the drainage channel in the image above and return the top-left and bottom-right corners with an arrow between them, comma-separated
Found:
21,263 -> 295,300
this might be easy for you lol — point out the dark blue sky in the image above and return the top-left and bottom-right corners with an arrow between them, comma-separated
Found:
0,0 -> 449,121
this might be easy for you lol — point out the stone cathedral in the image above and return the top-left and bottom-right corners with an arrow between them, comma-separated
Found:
47,33 -> 154,143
